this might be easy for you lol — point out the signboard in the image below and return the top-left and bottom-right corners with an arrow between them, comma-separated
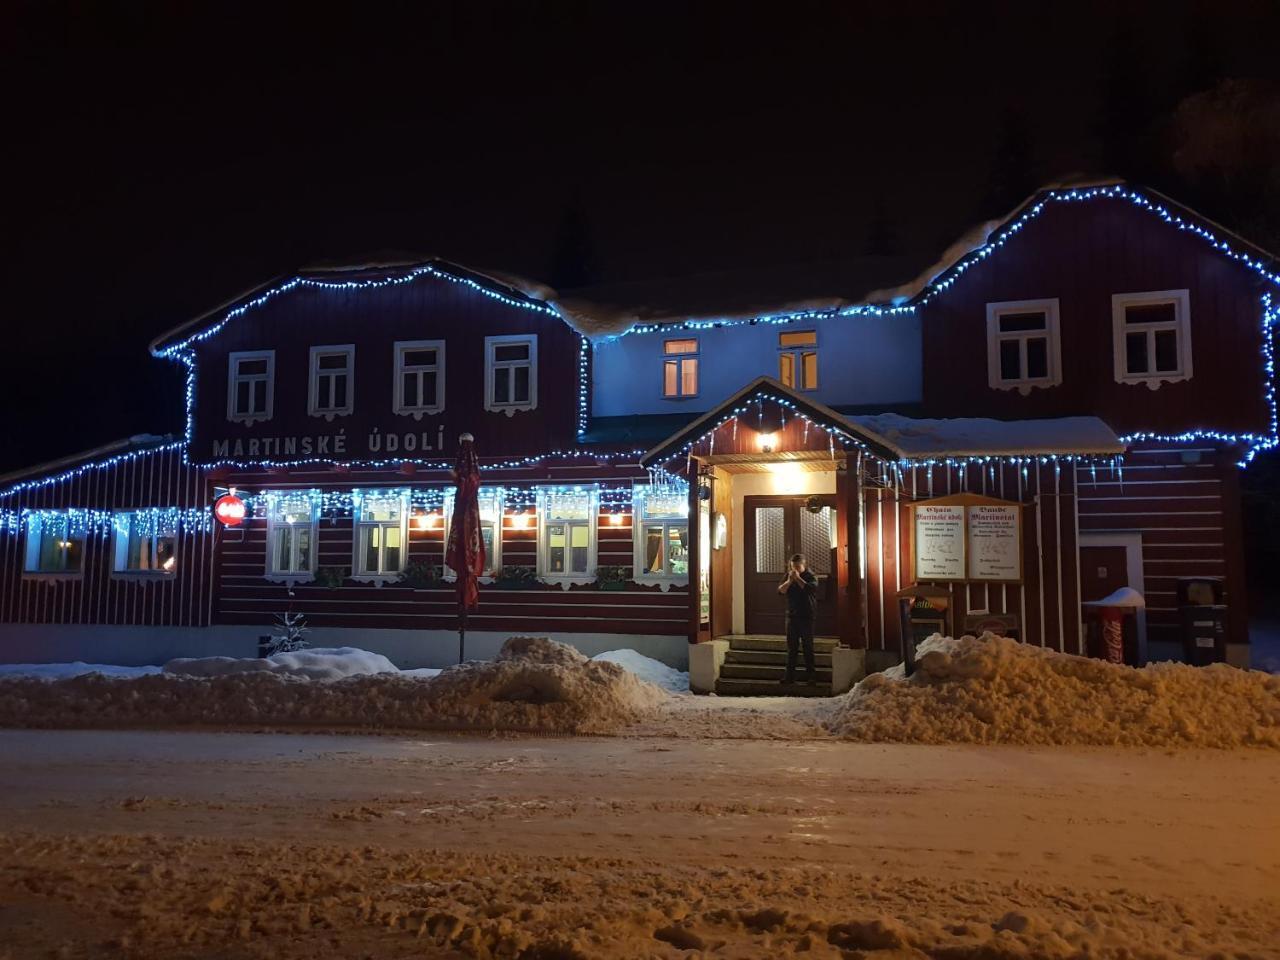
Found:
913,504 -> 966,580
966,504 -> 1021,581
912,495 -> 1023,583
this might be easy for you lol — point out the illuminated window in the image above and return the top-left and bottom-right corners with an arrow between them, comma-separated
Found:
663,338 -> 699,397
113,513 -> 177,575
23,514 -> 84,574
537,488 -> 596,580
485,335 -> 537,413
354,491 -> 407,579
266,493 -> 318,579
778,330 -> 818,390
227,350 -> 275,424
634,486 -> 689,581
1112,290 -> 1192,388
309,345 -> 355,419
444,488 -> 504,577
394,340 -> 445,417
985,300 -> 1062,393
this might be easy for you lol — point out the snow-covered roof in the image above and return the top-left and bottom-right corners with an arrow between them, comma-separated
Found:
846,413 -> 1126,460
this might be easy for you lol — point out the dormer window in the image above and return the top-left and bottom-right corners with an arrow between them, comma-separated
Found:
662,338 -> 699,398
309,345 -> 354,420
1112,290 -> 1192,389
985,299 -> 1062,394
778,330 -> 818,390
227,350 -> 275,424
485,335 -> 537,414
394,340 -> 445,418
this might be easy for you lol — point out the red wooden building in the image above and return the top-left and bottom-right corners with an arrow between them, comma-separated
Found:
1,181 -> 1275,690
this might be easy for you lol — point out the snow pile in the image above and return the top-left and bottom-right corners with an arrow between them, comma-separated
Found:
592,649 -> 690,693
847,412 -> 1125,459
163,647 -> 399,680
0,637 -> 669,735
826,633 -> 1280,748
0,662 -> 161,681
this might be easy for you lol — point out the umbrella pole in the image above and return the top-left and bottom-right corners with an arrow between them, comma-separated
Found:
458,574 -> 467,664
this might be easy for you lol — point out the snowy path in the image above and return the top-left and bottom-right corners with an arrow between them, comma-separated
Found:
1,731 -> 1278,958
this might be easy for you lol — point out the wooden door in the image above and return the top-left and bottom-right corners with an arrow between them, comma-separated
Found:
1080,546 -> 1130,602
743,494 -> 837,636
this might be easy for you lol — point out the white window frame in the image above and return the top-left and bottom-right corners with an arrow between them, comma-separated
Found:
985,299 -> 1062,395
777,330 -> 819,391
112,512 -> 178,578
484,335 -> 537,415
536,486 -> 597,585
662,337 -> 700,398
308,344 -> 355,420
633,487 -> 690,587
23,513 -> 85,577
227,350 -> 275,425
352,490 -> 409,584
1111,289 -> 1193,390
265,493 -> 319,583
443,487 -> 504,580
393,339 -> 445,418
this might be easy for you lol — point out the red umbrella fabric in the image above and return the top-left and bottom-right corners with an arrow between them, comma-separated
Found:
445,433 -> 485,615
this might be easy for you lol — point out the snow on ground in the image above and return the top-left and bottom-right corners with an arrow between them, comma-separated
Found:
0,637 -> 669,735
0,661 -> 161,680
1,731 -> 1277,959
826,632 -> 1280,747
592,648 -> 690,692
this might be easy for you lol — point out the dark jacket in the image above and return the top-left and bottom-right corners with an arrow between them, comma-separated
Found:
784,570 -> 819,620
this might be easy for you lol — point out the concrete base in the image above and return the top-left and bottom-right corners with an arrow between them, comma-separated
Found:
689,639 -> 730,694
0,624 -> 691,670
830,646 -> 866,694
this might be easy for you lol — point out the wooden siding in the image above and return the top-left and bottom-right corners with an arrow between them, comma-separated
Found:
918,195 -> 1271,438
0,447 -> 215,627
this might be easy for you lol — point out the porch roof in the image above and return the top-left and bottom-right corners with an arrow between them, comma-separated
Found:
638,378 -> 1127,468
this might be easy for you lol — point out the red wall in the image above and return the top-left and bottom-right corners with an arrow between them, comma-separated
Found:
918,196 -> 1271,437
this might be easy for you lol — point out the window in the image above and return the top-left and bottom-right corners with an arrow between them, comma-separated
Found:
265,493 -> 318,580
227,350 -> 275,424
112,512 -> 177,575
443,487 -> 504,578
309,345 -> 354,419
985,299 -> 1062,393
394,340 -> 445,417
354,491 -> 407,580
662,338 -> 698,398
537,487 -> 596,581
634,486 -> 689,582
24,514 -> 84,575
485,335 -> 537,414
778,330 -> 818,390
1112,290 -> 1193,389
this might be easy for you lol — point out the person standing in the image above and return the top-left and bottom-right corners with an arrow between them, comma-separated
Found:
777,553 -> 818,684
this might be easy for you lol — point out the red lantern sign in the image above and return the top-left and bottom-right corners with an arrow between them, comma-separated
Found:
213,493 -> 246,527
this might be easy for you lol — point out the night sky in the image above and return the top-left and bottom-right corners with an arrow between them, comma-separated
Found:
5,1 -> 1279,476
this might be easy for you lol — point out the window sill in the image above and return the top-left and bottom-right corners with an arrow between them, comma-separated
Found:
22,572 -> 83,582
485,403 -> 537,417
308,409 -> 353,421
349,574 -> 402,587
990,378 -> 1061,396
227,415 -> 273,427
541,576 -> 595,589
112,571 -> 177,582
264,573 -> 317,585
393,407 -> 445,420
661,395 -> 700,402
1115,372 -> 1191,391
635,575 -> 689,591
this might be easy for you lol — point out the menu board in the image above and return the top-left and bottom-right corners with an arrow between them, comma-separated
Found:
966,505 -> 1021,581
913,504 -> 966,580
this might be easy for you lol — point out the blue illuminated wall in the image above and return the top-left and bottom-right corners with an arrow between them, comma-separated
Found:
590,310 -> 922,417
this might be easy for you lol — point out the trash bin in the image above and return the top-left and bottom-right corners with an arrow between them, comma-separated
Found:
1177,578 -> 1226,666
896,585 -> 952,676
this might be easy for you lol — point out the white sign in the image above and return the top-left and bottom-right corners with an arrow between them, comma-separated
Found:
966,505 -> 1021,581
914,504 -> 965,580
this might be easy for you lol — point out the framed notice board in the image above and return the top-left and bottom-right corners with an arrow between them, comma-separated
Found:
912,493 -> 1023,583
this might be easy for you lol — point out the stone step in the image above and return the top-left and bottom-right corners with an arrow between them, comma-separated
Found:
725,635 -> 839,653
719,662 -> 833,682
725,649 -> 834,667
714,677 -> 833,698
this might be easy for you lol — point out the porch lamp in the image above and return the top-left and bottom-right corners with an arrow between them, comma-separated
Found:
758,432 -> 777,453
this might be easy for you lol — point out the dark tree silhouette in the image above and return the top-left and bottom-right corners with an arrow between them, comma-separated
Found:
546,195 -> 600,290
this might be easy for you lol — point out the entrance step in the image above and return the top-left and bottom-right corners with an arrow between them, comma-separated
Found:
726,649 -> 834,668
719,663 -> 833,682
723,634 -> 838,653
714,677 -> 833,697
